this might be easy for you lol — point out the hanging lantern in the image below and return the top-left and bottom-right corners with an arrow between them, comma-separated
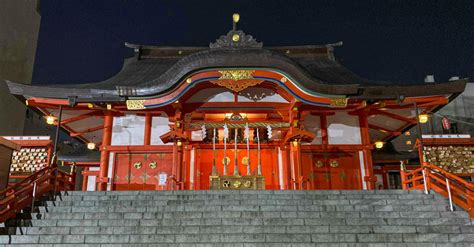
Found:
374,141 -> 384,149
442,117 -> 451,130
418,113 -> 429,123
46,115 -> 56,125
87,142 -> 96,150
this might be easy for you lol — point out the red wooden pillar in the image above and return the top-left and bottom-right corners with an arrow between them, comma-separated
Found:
81,167 -> 89,192
280,145 -> 290,190
320,114 -> 328,147
144,113 -> 152,145
98,113 -> 113,191
290,141 -> 302,190
359,111 -> 375,190
182,143 -> 190,190
172,142 -> 184,190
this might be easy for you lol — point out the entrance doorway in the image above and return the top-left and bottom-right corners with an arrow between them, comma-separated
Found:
113,152 -> 173,190
301,151 -> 362,189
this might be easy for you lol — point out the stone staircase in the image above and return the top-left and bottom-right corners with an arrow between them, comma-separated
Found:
1,190 -> 474,246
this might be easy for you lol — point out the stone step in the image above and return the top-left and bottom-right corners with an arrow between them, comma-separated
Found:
65,189 -> 427,196
34,210 -> 469,220
60,193 -> 439,201
49,198 -> 449,208
20,225 -> 474,235
2,233 -> 474,244
39,204 -> 456,214
26,217 -> 473,228
2,190 -> 469,246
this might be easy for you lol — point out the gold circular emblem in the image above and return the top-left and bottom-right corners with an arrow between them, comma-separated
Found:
243,180 -> 252,188
222,156 -> 231,166
330,160 -> 339,168
233,180 -> 242,188
232,34 -> 240,42
186,78 -> 192,83
149,161 -> 157,169
280,77 -> 287,82
134,162 -> 142,169
315,160 -> 324,168
242,156 -> 249,166
223,180 -> 231,188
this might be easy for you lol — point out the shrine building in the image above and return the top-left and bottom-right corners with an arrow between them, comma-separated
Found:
6,15 -> 467,192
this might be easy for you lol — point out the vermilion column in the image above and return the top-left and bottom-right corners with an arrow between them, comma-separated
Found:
81,168 -> 89,192
289,141 -> 302,190
98,113 -> 113,191
144,114 -> 152,145
320,114 -> 328,146
359,112 -> 375,190
280,145 -> 290,190
172,143 -> 183,190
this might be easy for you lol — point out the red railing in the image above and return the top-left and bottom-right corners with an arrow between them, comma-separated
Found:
401,163 -> 474,217
0,167 -> 75,223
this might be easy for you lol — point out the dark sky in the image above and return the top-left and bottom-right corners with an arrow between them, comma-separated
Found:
33,0 -> 474,85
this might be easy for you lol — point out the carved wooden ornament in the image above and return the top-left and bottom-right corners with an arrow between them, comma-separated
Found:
210,70 -> 264,92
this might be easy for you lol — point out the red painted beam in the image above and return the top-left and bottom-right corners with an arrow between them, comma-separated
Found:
61,111 -> 103,125
371,109 -> 417,124
70,125 -> 104,137
368,123 -> 401,136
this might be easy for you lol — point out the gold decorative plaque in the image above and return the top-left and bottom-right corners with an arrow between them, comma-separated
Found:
315,160 -> 324,168
242,156 -> 249,166
210,175 -> 265,190
149,161 -> 157,169
330,160 -> 339,168
126,99 -> 146,110
134,161 -> 142,169
210,70 -> 264,92
330,98 -> 348,107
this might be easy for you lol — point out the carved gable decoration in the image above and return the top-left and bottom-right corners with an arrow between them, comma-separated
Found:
210,30 -> 263,49
209,70 -> 264,92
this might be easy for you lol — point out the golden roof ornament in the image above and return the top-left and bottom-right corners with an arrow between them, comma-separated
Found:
232,13 -> 240,30
210,14 -> 262,49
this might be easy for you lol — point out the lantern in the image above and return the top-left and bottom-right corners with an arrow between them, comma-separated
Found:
46,115 -> 56,125
418,113 -> 429,123
87,143 -> 96,150
375,141 -> 384,149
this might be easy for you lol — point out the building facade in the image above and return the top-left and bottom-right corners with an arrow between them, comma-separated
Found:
6,17 -> 467,191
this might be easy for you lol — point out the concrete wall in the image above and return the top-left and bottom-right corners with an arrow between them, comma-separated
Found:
392,82 -> 474,152
0,0 -> 41,135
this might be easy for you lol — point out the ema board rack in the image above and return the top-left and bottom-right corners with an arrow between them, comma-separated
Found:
417,137 -> 474,175
2,136 -> 53,181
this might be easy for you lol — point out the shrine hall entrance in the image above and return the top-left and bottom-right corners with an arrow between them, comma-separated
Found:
301,151 -> 363,190
113,152 -> 173,190
195,146 -> 280,190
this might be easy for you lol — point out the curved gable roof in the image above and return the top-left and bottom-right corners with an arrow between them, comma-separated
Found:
5,29 -> 468,101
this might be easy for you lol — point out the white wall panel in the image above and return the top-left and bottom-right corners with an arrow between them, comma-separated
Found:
302,114 -> 322,144
111,114 -> 145,145
151,116 -> 172,145
327,112 -> 361,144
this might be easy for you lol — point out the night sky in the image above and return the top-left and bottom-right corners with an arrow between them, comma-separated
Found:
32,0 -> 474,85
